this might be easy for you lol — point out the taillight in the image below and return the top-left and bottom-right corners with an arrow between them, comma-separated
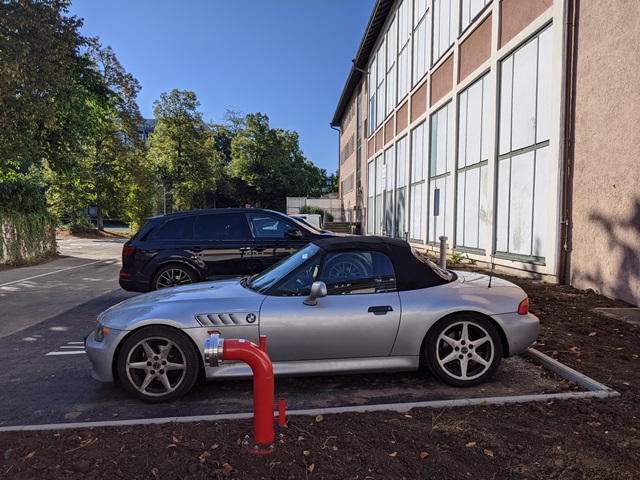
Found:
518,298 -> 530,315
122,246 -> 136,257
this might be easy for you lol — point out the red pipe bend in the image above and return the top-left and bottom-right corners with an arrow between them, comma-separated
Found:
222,338 -> 275,445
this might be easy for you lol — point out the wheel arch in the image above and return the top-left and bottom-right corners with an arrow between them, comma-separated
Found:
155,259 -> 203,278
111,323 -> 204,382
418,310 -> 510,369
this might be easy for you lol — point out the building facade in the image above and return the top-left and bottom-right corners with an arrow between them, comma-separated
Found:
332,0 -> 640,306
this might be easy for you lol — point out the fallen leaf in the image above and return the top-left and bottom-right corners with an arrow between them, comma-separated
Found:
404,414 -> 413,418
588,422 -> 602,427
150,468 -> 159,477
389,452 -> 398,457
222,463 -> 233,471
303,450 -> 311,456
308,463 -> 315,472
298,436 -> 305,441
198,451 -> 210,463
24,451 -> 36,460
315,415 -> 324,423
211,444 -> 219,450
466,442 -> 477,448
484,449 -> 494,457
172,436 -> 180,443
588,332 -> 597,336
420,452 -> 429,458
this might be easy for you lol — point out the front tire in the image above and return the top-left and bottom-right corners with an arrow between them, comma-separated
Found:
424,313 -> 503,387
116,326 -> 200,403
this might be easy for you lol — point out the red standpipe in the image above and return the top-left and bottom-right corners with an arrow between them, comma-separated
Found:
221,335 -> 285,451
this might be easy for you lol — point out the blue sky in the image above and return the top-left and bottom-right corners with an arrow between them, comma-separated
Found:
68,0 -> 376,174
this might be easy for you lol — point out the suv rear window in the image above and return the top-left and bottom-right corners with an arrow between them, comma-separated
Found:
152,216 -> 195,241
194,213 -> 250,239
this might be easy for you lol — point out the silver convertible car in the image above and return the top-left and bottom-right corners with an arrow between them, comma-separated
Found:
86,236 -> 539,403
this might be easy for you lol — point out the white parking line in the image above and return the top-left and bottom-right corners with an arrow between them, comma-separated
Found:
45,351 -> 86,356
46,341 -> 87,356
0,260 -> 104,288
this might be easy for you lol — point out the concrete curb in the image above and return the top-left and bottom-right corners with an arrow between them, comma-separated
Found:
0,348 -> 619,432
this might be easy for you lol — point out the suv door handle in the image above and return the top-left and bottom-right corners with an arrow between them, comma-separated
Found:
368,305 -> 393,315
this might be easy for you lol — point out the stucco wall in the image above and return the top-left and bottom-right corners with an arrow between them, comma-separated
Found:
570,0 -> 640,306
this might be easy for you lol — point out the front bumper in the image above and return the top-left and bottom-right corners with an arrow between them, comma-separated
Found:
85,328 -> 129,383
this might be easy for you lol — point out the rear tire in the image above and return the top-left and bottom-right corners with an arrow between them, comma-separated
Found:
324,254 -> 369,280
424,313 -> 502,387
153,263 -> 197,290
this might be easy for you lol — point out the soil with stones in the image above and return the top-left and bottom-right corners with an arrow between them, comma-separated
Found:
2,265 -> 639,479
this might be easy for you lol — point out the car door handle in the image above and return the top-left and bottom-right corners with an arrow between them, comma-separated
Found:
253,246 -> 266,252
368,305 -> 393,315
191,248 -> 203,253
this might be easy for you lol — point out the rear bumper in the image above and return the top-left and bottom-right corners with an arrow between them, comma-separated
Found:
118,270 -> 151,292
491,312 -> 540,357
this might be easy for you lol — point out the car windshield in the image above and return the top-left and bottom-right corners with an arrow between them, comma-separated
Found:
245,243 -> 321,294
410,246 -> 454,282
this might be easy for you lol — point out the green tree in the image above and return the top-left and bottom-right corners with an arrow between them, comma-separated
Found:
0,0 -> 87,183
148,90 -> 219,211
229,113 -> 324,212
45,42 -> 151,229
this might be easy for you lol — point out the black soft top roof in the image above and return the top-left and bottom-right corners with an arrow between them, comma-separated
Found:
313,236 -> 451,291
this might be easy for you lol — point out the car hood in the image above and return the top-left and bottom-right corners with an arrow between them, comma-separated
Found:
99,280 -> 266,330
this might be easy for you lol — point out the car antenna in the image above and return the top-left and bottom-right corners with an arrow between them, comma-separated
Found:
488,254 -> 494,288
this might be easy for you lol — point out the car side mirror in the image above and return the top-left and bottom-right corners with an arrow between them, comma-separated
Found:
303,281 -> 327,306
284,228 -> 303,240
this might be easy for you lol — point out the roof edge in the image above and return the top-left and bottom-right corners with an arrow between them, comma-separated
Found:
330,0 -> 395,127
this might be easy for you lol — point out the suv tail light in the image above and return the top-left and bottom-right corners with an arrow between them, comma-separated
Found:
122,246 -> 136,257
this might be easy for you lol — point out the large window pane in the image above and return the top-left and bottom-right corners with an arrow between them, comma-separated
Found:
384,147 -> 395,236
367,160 -> 375,234
433,0 -> 454,63
429,103 -> 453,243
409,124 -> 426,241
511,40 -> 538,151
395,136 -> 408,238
496,27 -> 552,259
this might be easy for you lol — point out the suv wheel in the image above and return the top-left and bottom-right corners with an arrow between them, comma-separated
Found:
153,263 -> 197,290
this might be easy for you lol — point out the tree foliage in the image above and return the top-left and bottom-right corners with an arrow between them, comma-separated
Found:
228,113 -> 325,212
45,41 -> 153,229
0,0 -> 86,182
148,90 -> 220,211
0,0 -> 335,233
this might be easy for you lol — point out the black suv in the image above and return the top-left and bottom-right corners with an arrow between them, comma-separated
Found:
119,208 -> 338,292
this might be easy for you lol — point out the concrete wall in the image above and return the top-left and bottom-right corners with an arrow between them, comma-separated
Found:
570,0 -> 640,306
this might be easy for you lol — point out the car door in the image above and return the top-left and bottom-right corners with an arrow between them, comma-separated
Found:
258,250 -> 401,361
189,212 -> 257,276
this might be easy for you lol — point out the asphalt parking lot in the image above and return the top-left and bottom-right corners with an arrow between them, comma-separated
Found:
0,236 -> 613,430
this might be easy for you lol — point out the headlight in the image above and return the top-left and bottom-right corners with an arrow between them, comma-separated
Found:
94,323 -> 111,342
